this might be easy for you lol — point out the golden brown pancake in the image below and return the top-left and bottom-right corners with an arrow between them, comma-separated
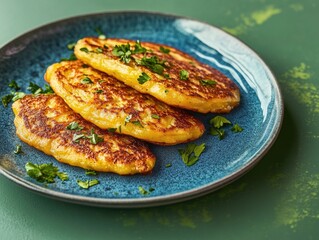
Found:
45,60 -> 205,145
74,37 -> 240,113
12,94 -> 155,175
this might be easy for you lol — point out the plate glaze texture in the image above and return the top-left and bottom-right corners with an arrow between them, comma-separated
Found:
0,12 -> 283,208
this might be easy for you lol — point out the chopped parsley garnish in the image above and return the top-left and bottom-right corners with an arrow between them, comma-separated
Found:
66,121 -> 83,131
210,127 -> 225,140
180,69 -> 189,80
163,73 -> 170,79
131,120 -> 144,128
137,72 -> 150,84
151,114 -> 160,119
209,116 -> 231,140
1,94 -> 14,107
86,129 -> 104,145
80,47 -> 90,53
27,82 -> 42,94
138,186 -> 155,195
77,179 -> 99,189
124,115 -> 143,128
107,128 -> 117,133
210,116 -> 231,129
96,47 -> 103,53
28,82 -> 54,94
200,79 -> 216,86
43,84 -> 54,94
60,53 -> 77,61
95,89 -> 103,94
72,133 -> 86,143
178,143 -> 206,166
14,145 -> 23,154
209,116 -> 243,140
133,40 -> 147,54
112,43 -> 132,64
81,76 -> 93,84
12,92 -> 26,102
67,42 -> 76,50
231,123 -> 243,133
159,46 -> 170,54
8,80 -> 20,91
25,162 -> 68,183
72,129 -> 104,144
2,80 -> 23,107
85,169 -> 97,176
165,163 -> 172,168
57,172 -> 69,181
95,27 -> 106,39
138,56 -> 167,75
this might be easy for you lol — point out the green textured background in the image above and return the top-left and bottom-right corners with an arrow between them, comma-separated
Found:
0,0 -> 318,239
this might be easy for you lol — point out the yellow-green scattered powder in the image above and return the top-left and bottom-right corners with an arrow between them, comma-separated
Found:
281,63 -> 319,114
116,197 -> 215,228
218,182 -> 248,198
283,63 -> 311,80
250,6 -> 282,24
222,5 -> 282,35
275,172 -> 319,229
290,3 -> 304,12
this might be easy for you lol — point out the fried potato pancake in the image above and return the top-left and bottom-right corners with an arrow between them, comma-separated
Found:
12,94 -> 155,175
45,60 -> 205,145
74,37 -> 240,113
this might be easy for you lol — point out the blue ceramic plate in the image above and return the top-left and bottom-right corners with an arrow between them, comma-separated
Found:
0,12 -> 283,208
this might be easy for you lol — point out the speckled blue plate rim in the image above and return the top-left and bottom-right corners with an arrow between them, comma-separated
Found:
0,11 -> 284,208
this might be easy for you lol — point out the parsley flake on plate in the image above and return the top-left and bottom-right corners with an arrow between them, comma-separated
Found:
131,120 -> 144,128
231,123 -> 243,133
180,69 -> 189,80
112,43 -> 132,64
28,82 -> 54,94
72,133 -> 86,143
67,42 -> 76,50
25,162 -> 68,183
12,92 -> 26,102
133,40 -> 147,54
138,186 -> 155,195
178,143 -> 206,166
138,56 -> 167,75
107,128 -> 117,133
209,116 -> 231,129
66,121 -> 83,131
95,27 -> 106,39
81,76 -> 93,84
200,79 -> 216,86
60,53 -> 77,62
77,179 -> 99,189
159,46 -> 170,54
210,127 -> 225,140
151,114 -> 160,119
1,94 -> 14,107
137,72 -> 150,84
8,80 -> 20,91
85,169 -> 97,176
80,47 -> 90,53
86,129 -> 104,145
14,145 -> 23,154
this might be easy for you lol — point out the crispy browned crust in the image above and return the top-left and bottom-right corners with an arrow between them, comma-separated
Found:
45,60 -> 205,145
12,94 -> 156,175
74,37 -> 240,113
